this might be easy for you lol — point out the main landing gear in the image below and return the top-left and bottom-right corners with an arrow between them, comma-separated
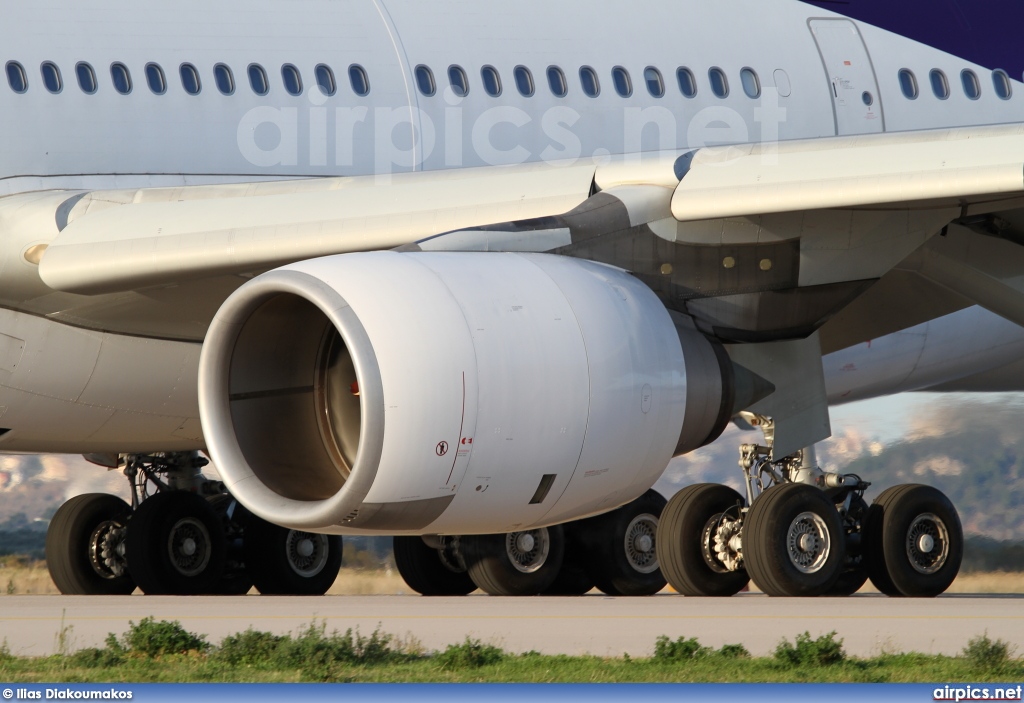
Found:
656,415 -> 963,597
45,452 -> 343,596
395,489 -> 668,597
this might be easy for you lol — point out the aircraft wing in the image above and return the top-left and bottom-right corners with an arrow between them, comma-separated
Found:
36,162 -> 598,295
34,122 -> 1024,301
670,122 -> 1024,221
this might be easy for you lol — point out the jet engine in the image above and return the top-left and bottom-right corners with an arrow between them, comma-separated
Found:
198,252 -> 738,534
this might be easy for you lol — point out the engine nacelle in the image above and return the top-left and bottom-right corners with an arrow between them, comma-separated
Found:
199,252 -> 731,534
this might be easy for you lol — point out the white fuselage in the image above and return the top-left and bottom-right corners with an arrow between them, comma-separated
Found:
0,0 -> 1020,453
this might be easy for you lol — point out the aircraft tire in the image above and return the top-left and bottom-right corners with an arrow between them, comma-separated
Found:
46,493 -> 136,595
209,496 -> 254,595
125,491 -> 227,595
462,526 -> 564,596
243,515 -> 342,595
865,484 -> 962,597
863,489 -> 902,596
743,483 -> 844,597
824,565 -> 869,596
580,489 -> 667,596
825,493 -> 870,596
542,523 -> 594,595
393,536 -> 476,596
657,483 -> 749,596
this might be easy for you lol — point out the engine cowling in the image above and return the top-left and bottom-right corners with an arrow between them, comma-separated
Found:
199,251 -> 732,534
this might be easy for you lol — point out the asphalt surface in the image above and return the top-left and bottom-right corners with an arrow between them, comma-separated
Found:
1,593 -> 1022,658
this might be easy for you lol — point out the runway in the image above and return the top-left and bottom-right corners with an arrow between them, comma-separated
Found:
1,593 -> 1022,658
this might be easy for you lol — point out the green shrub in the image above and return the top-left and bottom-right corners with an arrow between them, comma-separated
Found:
216,629 -> 286,666
774,631 -> 845,667
963,634 -> 1013,671
436,638 -> 505,669
718,643 -> 751,659
68,647 -> 124,668
110,617 -> 209,657
654,635 -> 711,661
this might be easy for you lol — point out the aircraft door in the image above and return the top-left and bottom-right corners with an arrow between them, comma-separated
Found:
809,19 -> 884,135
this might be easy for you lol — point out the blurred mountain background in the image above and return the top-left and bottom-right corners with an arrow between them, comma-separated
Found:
3,393 -> 1024,571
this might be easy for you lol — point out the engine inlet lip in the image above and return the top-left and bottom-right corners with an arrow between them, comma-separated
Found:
198,269 -> 385,530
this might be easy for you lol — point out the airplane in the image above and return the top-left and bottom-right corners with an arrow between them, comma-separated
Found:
6,0 -> 1024,599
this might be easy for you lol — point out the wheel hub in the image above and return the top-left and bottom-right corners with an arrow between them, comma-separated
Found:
516,533 -> 536,553
285,530 -> 330,577
786,511 -> 830,574
703,513 -> 743,573
624,513 -> 660,574
88,520 -> 129,580
505,529 -> 550,574
167,517 -> 211,577
906,513 -> 949,574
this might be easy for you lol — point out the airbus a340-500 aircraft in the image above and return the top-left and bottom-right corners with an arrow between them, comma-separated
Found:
8,0 -> 1024,599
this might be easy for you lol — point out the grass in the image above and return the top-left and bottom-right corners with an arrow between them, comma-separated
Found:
2,557 -> 1022,596
0,557 -> 413,596
0,620 -> 1022,683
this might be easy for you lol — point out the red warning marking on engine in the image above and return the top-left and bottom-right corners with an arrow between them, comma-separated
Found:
436,441 -> 449,456
461,437 -> 473,445
844,60 -> 851,66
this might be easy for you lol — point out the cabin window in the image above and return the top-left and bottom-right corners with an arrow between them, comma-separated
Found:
514,65 -> 534,96
414,65 -> 435,96
961,69 -> 981,99
180,63 -> 201,95
898,69 -> 918,99
612,66 -> 632,97
580,66 -> 600,97
349,65 -> 370,96
76,62 -> 97,94
740,67 -> 760,98
315,64 -> 336,96
709,67 -> 729,98
993,69 -> 1012,100
40,62 -> 61,93
644,67 -> 664,97
248,64 -> 269,95
677,67 -> 697,97
448,65 -> 469,97
6,62 -> 27,93
929,69 -> 949,99
547,66 -> 567,97
215,64 -> 235,95
145,63 -> 166,95
281,64 -> 302,96
481,65 -> 502,96
110,62 -> 132,94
